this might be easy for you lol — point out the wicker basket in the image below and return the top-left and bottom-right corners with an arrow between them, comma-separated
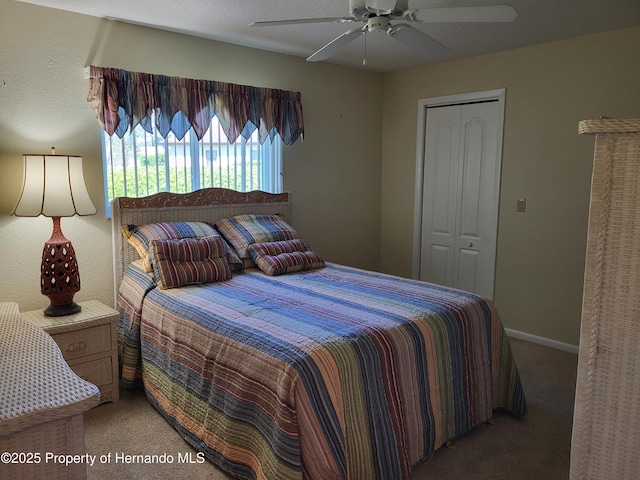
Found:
570,119 -> 640,479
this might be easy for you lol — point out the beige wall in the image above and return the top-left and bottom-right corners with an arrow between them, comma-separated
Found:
3,0 -> 639,347
0,1 -> 383,312
380,26 -> 640,346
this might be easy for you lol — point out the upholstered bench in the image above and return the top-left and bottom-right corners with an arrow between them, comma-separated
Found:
0,302 -> 100,480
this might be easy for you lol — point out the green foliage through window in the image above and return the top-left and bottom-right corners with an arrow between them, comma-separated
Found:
101,116 -> 282,217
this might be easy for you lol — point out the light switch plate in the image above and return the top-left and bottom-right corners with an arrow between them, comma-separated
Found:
517,198 -> 526,213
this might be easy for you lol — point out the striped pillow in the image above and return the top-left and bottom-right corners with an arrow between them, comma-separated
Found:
122,222 -> 242,273
149,236 -> 231,289
248,239 -> 325,276
215,214 -> 300,267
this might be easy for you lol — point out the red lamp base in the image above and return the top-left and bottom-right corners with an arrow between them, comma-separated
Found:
41,217 -> 82,317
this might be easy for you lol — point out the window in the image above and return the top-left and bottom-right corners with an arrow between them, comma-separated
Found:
101,115 -> 282,217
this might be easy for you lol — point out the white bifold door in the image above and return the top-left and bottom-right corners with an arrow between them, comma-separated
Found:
418,98 -> 503,300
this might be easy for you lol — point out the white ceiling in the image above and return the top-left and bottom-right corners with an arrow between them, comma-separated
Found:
16,0 -> 640,72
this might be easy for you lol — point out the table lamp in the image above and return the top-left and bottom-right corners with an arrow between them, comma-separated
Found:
12,149 -> 97,316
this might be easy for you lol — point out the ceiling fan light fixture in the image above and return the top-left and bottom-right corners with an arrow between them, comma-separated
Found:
364,0 -> 401,16
349,0 -> 408,20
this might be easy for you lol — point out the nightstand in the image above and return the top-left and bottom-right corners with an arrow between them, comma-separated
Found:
24,300 -> 120,405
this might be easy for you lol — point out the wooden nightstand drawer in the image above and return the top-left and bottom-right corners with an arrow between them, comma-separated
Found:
51,324 -> 112,361
71,356 -> 113,387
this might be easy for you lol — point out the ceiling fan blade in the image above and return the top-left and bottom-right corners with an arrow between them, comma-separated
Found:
409,5 -> 517,23
365,0 -> 398,15
306,25 -> 366,62
388,24 -> 448,59
251,17 -> 355,27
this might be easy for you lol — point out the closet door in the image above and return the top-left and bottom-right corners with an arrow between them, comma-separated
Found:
419,100 -> 501,299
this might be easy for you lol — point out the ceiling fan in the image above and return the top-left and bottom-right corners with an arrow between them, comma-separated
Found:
251,0 -> 517,63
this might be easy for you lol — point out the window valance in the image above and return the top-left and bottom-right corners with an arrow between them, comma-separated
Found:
86,65 -> 304,145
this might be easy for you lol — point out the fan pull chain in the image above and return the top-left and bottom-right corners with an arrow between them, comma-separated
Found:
363,33 -> 367,66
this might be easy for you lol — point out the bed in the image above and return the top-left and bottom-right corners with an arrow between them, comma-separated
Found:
112,188 -> 526,480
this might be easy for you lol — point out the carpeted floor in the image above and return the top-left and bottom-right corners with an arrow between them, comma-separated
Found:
84,337 -> 577,480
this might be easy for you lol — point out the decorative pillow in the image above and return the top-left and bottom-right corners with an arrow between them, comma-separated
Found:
220,243 -> 244,272
215,214 -> 301,265
121,221 -> 242,273
149,236 -> 231,289
247,239 -> 325,276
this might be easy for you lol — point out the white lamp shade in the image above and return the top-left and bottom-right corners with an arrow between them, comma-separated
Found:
13,154 -> 97,217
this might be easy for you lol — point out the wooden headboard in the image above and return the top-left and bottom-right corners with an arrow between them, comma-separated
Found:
111,188 -> 290,299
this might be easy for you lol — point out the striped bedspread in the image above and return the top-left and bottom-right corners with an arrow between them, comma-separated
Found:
118,262 -> 526,480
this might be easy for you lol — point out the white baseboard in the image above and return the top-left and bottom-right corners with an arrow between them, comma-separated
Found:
505,328 -> 579,354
